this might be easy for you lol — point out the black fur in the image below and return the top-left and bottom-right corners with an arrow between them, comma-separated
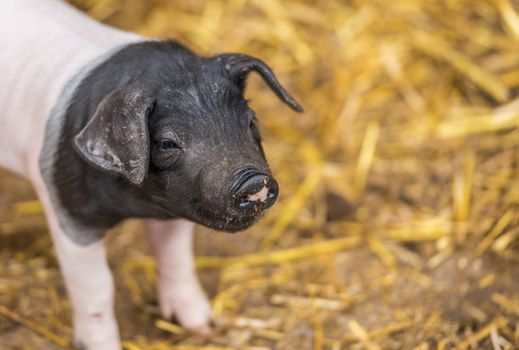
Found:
52,41 -> 301,235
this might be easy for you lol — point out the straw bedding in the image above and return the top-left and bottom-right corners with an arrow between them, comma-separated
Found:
1,0 -> 519,348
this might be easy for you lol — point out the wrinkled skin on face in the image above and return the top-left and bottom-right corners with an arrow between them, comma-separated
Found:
66,41 -> 302,234
145,75 -> 270,231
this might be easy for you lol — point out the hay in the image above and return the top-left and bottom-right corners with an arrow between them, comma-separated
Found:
1,0 -> 519,349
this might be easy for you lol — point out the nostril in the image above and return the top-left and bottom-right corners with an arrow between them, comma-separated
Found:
239,196 -> 253,209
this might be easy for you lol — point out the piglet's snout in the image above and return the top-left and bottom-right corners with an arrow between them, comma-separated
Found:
231,168 -> 279,212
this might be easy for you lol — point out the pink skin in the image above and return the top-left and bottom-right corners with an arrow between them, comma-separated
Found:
0,0 -> 140,177
246,186 -> 269,203
145,219 -> 212,335
0,1 -> 211,349
31,173 -> 121,350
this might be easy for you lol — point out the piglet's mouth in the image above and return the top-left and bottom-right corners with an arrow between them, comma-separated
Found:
214,213 -> 261,233
207,209 -> 268,233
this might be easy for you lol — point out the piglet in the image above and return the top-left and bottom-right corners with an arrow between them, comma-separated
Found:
0,0 -> 302,349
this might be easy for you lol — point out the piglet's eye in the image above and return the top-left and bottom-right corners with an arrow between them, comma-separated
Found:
159,140 -> 180,151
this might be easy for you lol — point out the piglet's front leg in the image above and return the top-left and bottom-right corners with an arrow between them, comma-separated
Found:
145,219 -> 212,335
33,183 -> 120,349
58,237 -> 119,350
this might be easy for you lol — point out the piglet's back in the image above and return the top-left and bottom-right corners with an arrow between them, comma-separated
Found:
0,0 -> 141,177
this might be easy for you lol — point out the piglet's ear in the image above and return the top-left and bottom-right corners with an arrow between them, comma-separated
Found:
74,88 -> 155,186
215,53 -> 304,113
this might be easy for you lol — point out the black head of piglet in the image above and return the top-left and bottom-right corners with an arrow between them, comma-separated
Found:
69,41 -> 302,232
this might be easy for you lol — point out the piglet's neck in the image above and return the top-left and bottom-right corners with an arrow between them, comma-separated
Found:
0,0 -> 141,176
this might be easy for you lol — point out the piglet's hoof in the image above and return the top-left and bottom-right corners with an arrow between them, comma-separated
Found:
167,313 -> 214,338
188,322 -> 214,337
158,282 -> 213,336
